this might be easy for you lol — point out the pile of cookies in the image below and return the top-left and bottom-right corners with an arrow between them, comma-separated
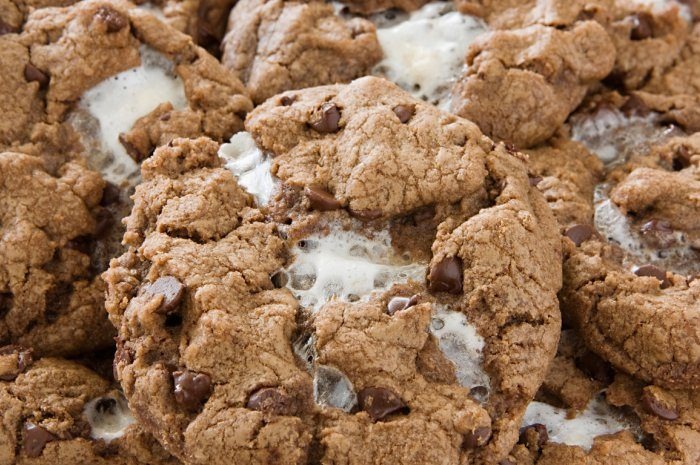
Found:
0,0 -> 698,464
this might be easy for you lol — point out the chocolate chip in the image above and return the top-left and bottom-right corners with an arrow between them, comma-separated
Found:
642,390 -> 678,420
621,94 -> 650,116
23,423 -> 56,458
349,208 -> 383,221
634,264 -> 670,289
504,142 -> 518,154
145,277 -> 185,314
519,423 -> 548,449
630,12 -> 654,40
173,370 -> 212,411
23,64 -> 49,87
469,385 -> 489,402
310,103 -> 341,133
564,224 -> 596,246
428,256 -> 463,294
100,182 -> 121,207
0,345 -> 33,381
357,387 -> 408,421
463,426 -> 491,449
671,145 -> 692,171
386,295 -> 419,315
280,95 -> 296,106
271,271 -> 289,288
95,6 -> 127,33
575,351 -> 614,384
304,186 -> 341,211
95,397 -> 118,414
392,104 -> 415,123
529,176 -> 543,187
247,387 -> 295,416
0,18 -> 17,35
93,207 -> 114,238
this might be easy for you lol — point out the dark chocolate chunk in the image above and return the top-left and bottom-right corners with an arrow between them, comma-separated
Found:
428,257 -> 463,294
173,369 -> 212,412
357,386 -> 407,421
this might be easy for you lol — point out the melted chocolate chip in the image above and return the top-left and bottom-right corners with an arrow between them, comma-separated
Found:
100,182 -> 121,206
95,6 -> 128,33
504,143 -> 518,154
95,397 -> 118,414
529,176 -> 543,187
671,146 -> 692,171
247,387 -> 295,416
621,94 -> 650,116
173,370 -> 212,412
304,186 -> 341,211
463,426 -> 491,449
349,208 -> 383,221
519,423 -> 548,449
145,276 -> 185,314
271,271 -> 289,288
642,390 -> 678,420
310,103 -> 341,133
634,264 -> 670,289
575,351 -> 614,384
23,64 -> 49,87
428,256 -> 463,294
357,387 -> 407,421
392,104 -> 415,123
0,345 -> 33,381
469,385 -> 489,402
386,295 -> 419,315
564,224 -> 596,246
630,12 -> 654,41
280,95 -> 296,106
23,423 -> 56,458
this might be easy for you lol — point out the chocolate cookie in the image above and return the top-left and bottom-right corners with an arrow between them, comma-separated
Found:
0,348 -> 179,464
221,0 -> 382,104
501,331 -> 700,465
1,0 -> 252,182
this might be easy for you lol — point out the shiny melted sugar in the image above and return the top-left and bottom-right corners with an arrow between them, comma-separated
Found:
84,391 -> 135,442
594,184 -> 698,275
522,395 -> 636,451
70,46 -> 188,185
571,108 -> 682,165
372,2 -> 488,108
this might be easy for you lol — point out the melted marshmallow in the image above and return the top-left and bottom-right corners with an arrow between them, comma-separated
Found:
571,108 -> 682,165
522,396 -> 633,451
84,392 -> 135,442
218,132 -> 277,205
282,225 -> 427,311
372,2 -> 487,107
430,306 -> 490,394
74,46 -> 187,185
594,184 -> 697,275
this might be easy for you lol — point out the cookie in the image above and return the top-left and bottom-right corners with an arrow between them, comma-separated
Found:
501,332 -> 700,465
244,76 -> 562,462
1,0 -> 252,183
337,0 -> 430,15
0,151 -> 117,357
220,0 -> 382,104
450,20 -> 615,148
558,129 -> 700,390
0,346 -> 178,464
0,0 -> 78,33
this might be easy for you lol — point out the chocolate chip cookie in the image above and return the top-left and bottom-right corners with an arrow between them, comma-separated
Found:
0,346 -> 179,464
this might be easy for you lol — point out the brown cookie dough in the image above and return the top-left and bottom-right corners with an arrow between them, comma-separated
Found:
0,351 -> 178,464
0,0 -> 79,33
526,134 -> 604,229
104,138 -> 315,464
559,133 -> 700,389
1,0 -> 251,163
450,21 -> 615,148
0,151 -> 117,357
246,76 -> 563,463
220,0 -> 382,104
